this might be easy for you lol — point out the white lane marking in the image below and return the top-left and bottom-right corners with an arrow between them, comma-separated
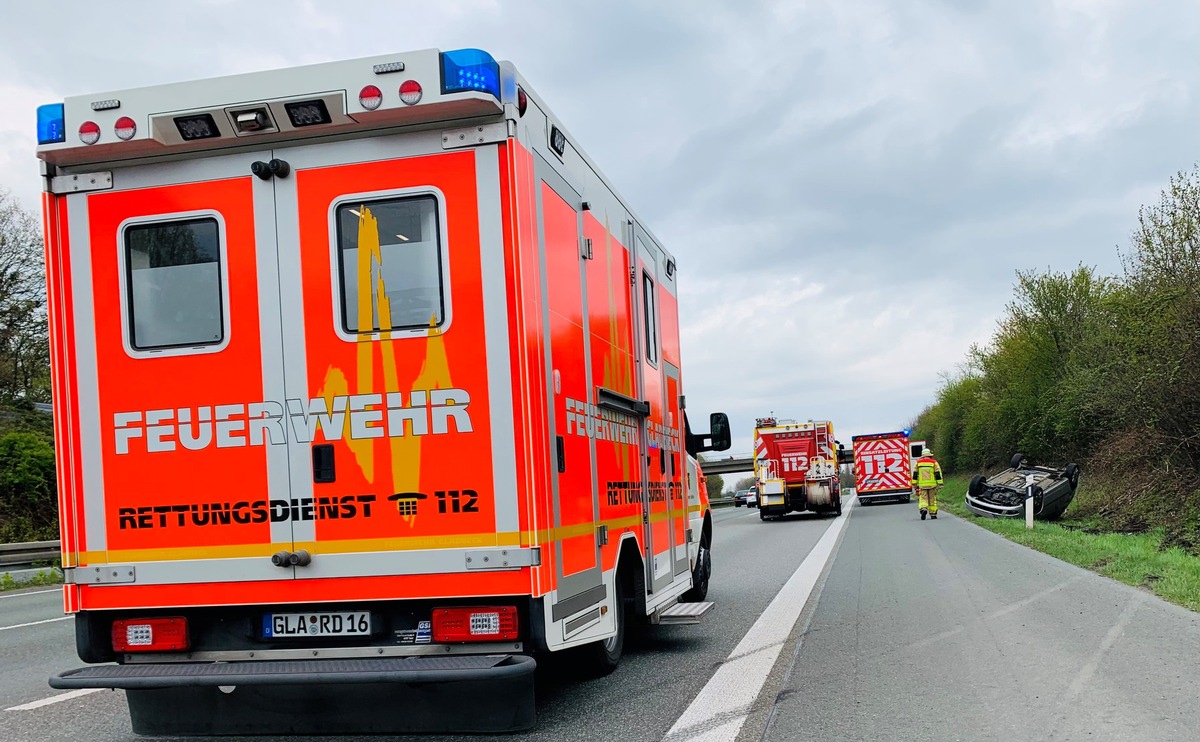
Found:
0,589 -> 58,600
6,688 -> 104,711
665,499 -> 856,742
0,617 -> 69,632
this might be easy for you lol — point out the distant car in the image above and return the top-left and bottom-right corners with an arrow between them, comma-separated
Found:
745,490 -> 758,509
734,488 -> 755,508
965,453 -> 1080,520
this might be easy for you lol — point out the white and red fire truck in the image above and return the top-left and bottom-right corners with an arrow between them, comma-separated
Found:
851,430 -> 914,505
35,47 -> 730,735
752,418 -> 842,520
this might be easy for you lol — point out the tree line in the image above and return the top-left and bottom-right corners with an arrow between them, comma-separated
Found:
912,166 -> 1200,552
0,189 -> 56,542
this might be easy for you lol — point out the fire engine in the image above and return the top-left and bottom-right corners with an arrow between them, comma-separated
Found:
752,418 -> 842,520
35,47 -> 730,735
852,431 -> 914,505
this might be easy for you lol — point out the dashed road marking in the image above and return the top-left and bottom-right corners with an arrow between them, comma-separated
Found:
0,617 -> 70,632
6,688 -> 104,711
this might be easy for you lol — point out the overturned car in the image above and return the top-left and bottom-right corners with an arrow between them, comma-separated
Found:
966,454 -> 1081,520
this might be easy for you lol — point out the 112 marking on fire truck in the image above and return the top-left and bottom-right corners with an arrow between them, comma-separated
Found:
36,47 -> 731,735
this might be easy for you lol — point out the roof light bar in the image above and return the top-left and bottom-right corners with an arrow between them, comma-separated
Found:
440,48 -> 500,99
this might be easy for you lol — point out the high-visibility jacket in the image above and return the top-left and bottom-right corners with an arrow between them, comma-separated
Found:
911,455 -> 943,489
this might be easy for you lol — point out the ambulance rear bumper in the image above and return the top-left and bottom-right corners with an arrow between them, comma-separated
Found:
50,655 -> 536,734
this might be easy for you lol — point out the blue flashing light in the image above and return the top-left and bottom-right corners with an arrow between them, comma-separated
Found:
37,103 -> 66,145
440,48 -> 500,99
902,428 -> 912,437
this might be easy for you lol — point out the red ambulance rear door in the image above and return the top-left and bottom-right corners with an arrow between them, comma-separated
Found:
75,150 -> 294,591
271,134 -> 526,590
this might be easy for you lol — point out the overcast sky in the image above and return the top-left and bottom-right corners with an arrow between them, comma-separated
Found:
1,0 -> 1196,455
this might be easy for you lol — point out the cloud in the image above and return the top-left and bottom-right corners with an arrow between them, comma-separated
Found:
0,0 -> 1195,453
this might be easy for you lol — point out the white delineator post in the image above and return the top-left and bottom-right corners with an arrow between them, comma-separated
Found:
1025,473 -> 1036,530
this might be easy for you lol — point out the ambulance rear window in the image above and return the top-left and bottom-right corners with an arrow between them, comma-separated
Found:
335,195 -> 444,333
124,218 -> 224,350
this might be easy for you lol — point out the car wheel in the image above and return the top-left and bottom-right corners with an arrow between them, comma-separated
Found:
1032,485 -> 1044,515
1010,452 -> 1026,469
969,474 -> 987,497
1065,463 -> 1080,490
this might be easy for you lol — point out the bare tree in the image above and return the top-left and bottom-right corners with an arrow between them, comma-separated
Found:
0,189 -> 50,405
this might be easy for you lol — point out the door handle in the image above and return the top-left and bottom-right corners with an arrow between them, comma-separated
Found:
312,444 -> 335,483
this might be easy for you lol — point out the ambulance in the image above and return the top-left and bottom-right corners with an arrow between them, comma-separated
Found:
851,431 -> 914,505
35,47 -> 731,735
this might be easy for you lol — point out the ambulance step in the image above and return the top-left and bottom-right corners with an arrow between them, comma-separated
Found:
52,655 -> 537,735
658,601 -> 715,625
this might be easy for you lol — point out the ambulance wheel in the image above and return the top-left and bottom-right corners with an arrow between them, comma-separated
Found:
682,528 -> 711,602
582,577 -> 624,676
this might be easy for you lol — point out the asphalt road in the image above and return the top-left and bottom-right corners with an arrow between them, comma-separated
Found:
3,499 -> 1199,741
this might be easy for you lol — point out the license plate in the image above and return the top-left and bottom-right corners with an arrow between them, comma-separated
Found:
470,612 -> 501,636
264,611 -> 371,638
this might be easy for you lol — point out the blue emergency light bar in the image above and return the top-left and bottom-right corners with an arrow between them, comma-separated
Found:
440,48 -> 500,98
37,103 -> 66,145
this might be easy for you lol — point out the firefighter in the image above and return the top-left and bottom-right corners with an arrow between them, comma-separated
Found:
911,448 -> 943,520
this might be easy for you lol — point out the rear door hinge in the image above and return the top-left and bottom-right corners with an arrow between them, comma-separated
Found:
49,171 -> 113,195
441,121 -> 508,149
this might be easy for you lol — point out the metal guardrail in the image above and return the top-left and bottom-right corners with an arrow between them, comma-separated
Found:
0,541 -> 60,570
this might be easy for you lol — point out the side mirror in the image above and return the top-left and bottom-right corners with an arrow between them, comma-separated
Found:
684,411 -> 732,457
708,412 -> 731,452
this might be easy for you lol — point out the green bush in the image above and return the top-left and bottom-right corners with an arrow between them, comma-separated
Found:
0,431 -> 58,542
913,166 -> 1200,553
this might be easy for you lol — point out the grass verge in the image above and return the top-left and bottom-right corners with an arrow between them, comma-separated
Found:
940,475 -> 1200,612
0,568 -> 63,592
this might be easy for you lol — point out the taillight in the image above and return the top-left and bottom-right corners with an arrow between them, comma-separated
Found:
114,116 -> 137,141
112,617 -> 190,653
359,85 -> 383,111
398,80 -> 423,106
78,121 -> 100,145
431,606 -> 518,643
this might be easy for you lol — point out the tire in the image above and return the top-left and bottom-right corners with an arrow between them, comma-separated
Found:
833,494 -> 843,516
759,509 -> 768,521
682,529 -> 711,602
1010,452 -> 1026,470
581,575 -> 624,676
1064,463 -> 1080,490
735,501 -> 742,508
902,494 -> 912,504
1032,485 -> 1044,515
968,474 -> 987,497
